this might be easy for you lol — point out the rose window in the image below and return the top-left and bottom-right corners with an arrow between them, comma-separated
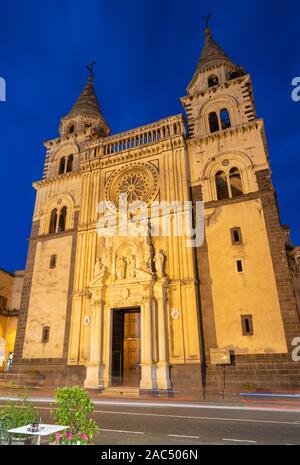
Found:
106,163 -> 159,210
116,172 -> 148,202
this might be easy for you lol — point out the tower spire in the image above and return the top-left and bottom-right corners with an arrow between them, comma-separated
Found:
59,68 -> 110,137
196,24 -> 236,71
69,73 -> 102,117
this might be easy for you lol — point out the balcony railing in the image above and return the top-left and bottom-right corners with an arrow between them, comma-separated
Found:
83,114 -> 185,161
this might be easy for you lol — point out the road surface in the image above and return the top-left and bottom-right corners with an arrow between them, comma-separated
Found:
1,396 -> 300,445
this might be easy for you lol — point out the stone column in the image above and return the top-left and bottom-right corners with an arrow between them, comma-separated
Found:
102,306 -> 112,388
84,293 -> 105,389
156,296 -> 172,391
140,295 -> 157,391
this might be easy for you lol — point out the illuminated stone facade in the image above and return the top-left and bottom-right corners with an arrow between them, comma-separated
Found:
12,27 -> 300,393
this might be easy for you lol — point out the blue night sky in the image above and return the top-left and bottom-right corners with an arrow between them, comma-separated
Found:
0,0 -> 299,272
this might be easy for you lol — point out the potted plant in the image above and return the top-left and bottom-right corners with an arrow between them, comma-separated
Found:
0,390 -> 39,445
50,386 -> 99,445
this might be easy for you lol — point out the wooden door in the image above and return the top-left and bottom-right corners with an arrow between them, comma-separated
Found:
122,311 -> 141,386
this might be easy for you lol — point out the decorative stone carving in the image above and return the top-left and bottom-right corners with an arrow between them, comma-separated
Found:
287,248 -> 300,277
90,289 -> 102,306
171,308 -> 181,320
103,244 -> 112,270
127,254 -> 136,278
116,256 -> 127,280
121,288 -> 130,300
94,257 -> 105,277
137,235 -> 153,272
154,249 -> 167,278
83,316 -> 91,326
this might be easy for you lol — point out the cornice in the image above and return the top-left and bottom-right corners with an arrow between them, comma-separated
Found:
0,308 -> 19,317
44,132 -> 87,149
33,170 -> 82,189
182,74 -> 251,105
187,119 -> 263,147
187,62 -> 244,91
204,188 -> 275,209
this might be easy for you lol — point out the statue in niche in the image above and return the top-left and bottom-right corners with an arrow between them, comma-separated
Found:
94,248 -> 110,277
104,247 -> 112,270
116,256 -> 127,280
143,241 -> 153,271
103,238 -> 113,270
137,235 -> 153,272
94,257 -> 104,277
127,254 -> 136,278
137,238 -> 145,269
154,249 -> 166,278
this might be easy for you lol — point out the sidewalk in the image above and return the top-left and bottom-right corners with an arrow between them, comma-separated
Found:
1,384 -> 300,412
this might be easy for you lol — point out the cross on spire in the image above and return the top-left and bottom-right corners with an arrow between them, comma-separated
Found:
203,12 -> 213,29
86,60 -> 96,78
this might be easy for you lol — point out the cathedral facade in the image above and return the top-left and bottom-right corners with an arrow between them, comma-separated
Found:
12,27 -> 300,394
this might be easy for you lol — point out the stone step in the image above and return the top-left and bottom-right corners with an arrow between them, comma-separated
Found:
0,371 -> 85,389
99,386 -> 140,397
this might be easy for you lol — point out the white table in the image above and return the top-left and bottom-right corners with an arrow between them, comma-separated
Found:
8,424 -> 68,445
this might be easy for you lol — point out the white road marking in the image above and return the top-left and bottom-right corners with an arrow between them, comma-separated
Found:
1,396 -> 300,413
168,434 -> 200,439
5,404 -> 300,427
223,438 -> 257,444
91,409 -> 300,426
101,428 -> 144,435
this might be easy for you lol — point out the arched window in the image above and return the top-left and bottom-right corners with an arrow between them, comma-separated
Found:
49,254 -> 57,269
220,108 -> 231,130
208,75 -> 219,87
66,154 -> 73,173
58,207 -> 67,232
59,157 -> 66,175
209,112 -> 220,133
230,71 -> 240,80
69,125 -> 75,134
229,70 -> 245,80
215,171 -> 229,200
229,167 -> 243,197
42,326 -> 50,343
49,209 -> 58,234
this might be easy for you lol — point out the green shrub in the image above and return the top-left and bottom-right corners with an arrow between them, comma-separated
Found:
51,386 -> 99,441
0,391 -> 39,439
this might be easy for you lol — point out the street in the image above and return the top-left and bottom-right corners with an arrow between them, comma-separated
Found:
2,397 -> 300,445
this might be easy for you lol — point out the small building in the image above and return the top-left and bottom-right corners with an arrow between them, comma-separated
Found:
0,269 -> 24,371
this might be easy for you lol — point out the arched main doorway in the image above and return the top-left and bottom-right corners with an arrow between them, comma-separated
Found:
111,307 -> 141,387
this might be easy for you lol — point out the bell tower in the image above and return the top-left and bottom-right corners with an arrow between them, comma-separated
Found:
183,23 -> 300,390
12,73 -> 111,387
182,26 -> 255,140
